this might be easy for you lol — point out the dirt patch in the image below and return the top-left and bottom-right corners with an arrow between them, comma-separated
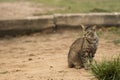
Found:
0,1 -> 57,20
0,29 -> 120,80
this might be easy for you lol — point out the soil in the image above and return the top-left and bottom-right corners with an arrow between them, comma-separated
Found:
0,1 -> 57,20
0,29 -> 120,80
0,1 -> 120,80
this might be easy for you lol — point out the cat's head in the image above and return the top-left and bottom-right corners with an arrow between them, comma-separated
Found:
80,25 -> 97,39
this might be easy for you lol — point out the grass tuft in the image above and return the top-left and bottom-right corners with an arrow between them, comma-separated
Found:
113,39 -> 120,45
108,27 -> 120,35
90,56 -> 120,80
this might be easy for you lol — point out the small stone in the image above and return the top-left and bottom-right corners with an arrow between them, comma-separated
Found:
28,58 -> 32,61
50,66 -> 53,68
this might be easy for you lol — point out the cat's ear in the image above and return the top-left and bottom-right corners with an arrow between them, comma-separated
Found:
80,24 -> 85,31
92,25 -> 96,31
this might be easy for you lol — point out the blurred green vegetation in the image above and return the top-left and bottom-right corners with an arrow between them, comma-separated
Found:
0,0 -> 120,14
108,27 -> 120,35
0,0 -> 17,2
30,0 -> 120,13
97,27 -> 120,46
113,39 -> 120,45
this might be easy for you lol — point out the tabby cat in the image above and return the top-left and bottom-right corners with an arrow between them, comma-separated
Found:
68,25 -> 99,69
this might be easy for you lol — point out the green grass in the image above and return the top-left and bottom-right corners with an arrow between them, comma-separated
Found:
108,27 -> 120,35
0,0 -> 18,2
97,30 -> 103,37
113,39 -> 120,45
29,0 -> 120,14
90,56 -> 120,80
0,0 -> 120,14
97,27 -> 120,40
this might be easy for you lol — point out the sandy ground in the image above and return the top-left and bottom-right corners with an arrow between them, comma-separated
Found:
0,1 -> 58,20
0,1 -> 120,80
0,29 -> 120,80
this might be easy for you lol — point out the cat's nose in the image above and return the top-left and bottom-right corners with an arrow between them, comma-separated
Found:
83,35 -> 86,38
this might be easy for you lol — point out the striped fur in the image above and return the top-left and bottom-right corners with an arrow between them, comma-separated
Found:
68,25 -> 99,69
